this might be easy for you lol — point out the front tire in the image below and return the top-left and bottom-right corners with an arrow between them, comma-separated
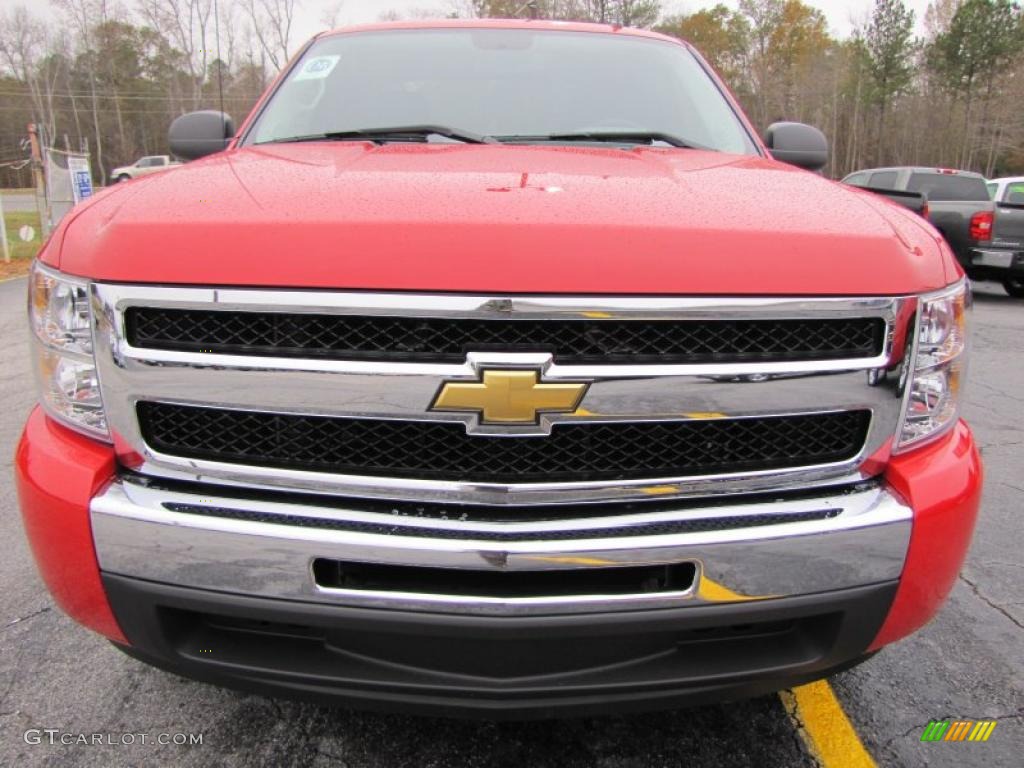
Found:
116,174 -> 131,183
1004,278 -> 1024,298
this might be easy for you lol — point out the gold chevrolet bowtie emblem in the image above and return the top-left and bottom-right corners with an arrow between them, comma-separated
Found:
431,370 -> 589,425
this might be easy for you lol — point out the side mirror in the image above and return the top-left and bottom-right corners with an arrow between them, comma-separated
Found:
169,110 -> 235,161
764,122 -> 829,171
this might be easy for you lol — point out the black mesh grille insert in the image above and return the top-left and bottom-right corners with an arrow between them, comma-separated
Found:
124,308 -> 885,364
137,403 -> 870,483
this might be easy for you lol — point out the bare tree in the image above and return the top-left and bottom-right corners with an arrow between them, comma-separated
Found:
379,6 -> 455,21
0,6 -> 53,138
137,0 -> 214,108
243,0 -> 299,72
54,0 -> 112,183
320,1 -> 344,28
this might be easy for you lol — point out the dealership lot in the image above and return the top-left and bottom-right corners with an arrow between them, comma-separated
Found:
0,275 -> 1020,767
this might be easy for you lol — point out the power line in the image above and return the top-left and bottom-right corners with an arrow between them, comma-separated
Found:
0,89 -> 259,102
0,105 -> 245,115
214,0 -> 226,122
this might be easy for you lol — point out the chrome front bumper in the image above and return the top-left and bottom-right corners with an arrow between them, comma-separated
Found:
91,478 -> 912,616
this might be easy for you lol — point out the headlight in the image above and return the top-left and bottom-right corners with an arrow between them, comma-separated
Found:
29,261 -> 108,439
896,280 -> 969,450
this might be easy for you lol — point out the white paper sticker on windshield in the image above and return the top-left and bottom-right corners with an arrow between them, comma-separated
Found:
293,55 -> 340,82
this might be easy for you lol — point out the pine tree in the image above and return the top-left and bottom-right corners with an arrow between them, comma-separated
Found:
865,0 -> 915,165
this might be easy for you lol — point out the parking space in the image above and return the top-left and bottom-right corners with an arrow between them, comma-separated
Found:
0,276 -> 1020,767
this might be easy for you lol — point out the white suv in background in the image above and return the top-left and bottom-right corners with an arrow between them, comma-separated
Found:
988,176 -> 1024,204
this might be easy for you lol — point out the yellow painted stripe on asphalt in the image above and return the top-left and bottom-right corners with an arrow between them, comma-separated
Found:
781,680 -> 877,768
698,576 -> 751,602
697,575 -> 773,603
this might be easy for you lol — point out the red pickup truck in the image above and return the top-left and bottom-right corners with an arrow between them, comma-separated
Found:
17,20 -> 981,718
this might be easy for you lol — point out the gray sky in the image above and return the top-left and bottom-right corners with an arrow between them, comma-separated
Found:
0,0 -> 938,52
303,1 -> 936,41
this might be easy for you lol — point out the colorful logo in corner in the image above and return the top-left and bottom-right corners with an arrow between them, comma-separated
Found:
921,719 -> 997,742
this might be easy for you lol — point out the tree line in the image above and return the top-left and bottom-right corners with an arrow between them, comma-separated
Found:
658,0 -> 1024,178
2,0 -> 1023,188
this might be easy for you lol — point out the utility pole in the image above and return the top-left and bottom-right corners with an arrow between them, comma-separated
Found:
27,123 -> 50,236
0,192 -> 9,264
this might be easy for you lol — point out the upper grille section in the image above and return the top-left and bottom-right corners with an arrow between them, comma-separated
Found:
137,403 -> 871,484
124,307 -> 885,364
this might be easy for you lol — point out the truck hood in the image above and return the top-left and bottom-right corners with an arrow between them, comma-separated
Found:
52,143 -> 956,294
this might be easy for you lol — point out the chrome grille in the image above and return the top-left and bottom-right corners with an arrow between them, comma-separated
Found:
91,286 -> 912,506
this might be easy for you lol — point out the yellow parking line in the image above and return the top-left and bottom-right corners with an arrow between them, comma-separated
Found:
780,680 -> 877,768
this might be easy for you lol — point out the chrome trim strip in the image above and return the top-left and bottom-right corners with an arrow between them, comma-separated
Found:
91,284 -> 914,504
129,478 -> 866,536
97,285 -> 907,320
107,457 -> 875,506
306,584 -> 697,612
91,479 -> 912,615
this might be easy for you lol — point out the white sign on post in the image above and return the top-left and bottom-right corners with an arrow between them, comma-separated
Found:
68,155 -> 94,204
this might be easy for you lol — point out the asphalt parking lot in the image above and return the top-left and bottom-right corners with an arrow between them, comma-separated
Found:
0,274 -> 1021,767
0,192 -> 37,214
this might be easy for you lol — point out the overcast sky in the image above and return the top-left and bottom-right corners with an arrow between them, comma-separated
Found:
0,0 -> 937,49
300,1 -> 936,42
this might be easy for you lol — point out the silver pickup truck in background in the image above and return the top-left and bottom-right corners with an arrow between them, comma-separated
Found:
842,167 -> 996,282
110,155 -> 181,182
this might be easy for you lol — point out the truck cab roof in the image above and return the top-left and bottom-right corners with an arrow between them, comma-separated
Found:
319,18 -> 682,44
843,166 -> 987,180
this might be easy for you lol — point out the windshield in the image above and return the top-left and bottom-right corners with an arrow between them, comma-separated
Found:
247,28 -> 756,155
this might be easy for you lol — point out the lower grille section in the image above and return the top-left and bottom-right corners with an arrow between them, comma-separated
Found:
311,559 -> 697,598
137,402 -> 870,483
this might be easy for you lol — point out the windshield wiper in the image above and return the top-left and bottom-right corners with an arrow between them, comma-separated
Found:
268,125 -> 497,145
494,131 -> 711,150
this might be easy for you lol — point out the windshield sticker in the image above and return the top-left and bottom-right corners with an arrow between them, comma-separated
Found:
293,55 -> 340,82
